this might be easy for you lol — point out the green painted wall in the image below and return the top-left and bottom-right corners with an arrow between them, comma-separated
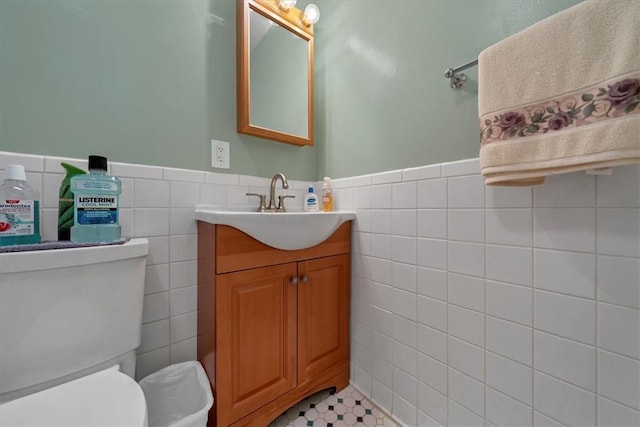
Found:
0,0 -> 581,181
315,0 -> 582,178
0,0 -> 317,180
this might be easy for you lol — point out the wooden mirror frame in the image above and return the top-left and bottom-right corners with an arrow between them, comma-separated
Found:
237,0 -> 315,146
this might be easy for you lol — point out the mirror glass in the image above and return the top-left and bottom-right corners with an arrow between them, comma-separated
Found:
237,0 -> 314,146
249,10 -> 308,138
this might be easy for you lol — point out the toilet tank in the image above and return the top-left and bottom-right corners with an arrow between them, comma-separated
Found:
0,239 -> 148,403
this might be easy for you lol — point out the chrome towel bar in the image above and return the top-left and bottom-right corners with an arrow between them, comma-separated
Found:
444,59 -> 478,89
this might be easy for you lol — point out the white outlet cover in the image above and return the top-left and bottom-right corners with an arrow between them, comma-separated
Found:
211,139 -> 230,169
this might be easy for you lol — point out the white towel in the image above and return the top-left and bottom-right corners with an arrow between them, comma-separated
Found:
478,0 -> 640,186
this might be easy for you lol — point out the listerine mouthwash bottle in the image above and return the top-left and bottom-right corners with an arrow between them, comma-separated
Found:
70,155 -> 121,243
0,164 -> 41,246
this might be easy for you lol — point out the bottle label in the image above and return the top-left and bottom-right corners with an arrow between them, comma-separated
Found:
75,179 -> 118,192
75,195 -> 118,225
0,200 -> 36,236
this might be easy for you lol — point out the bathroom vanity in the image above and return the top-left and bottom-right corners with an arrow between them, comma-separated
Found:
196,211 -> 353,426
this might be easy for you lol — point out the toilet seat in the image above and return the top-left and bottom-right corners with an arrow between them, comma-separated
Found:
0,368 -> 147,427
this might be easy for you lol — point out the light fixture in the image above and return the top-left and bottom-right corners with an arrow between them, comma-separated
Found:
276,0 -> 296,11
302,3 -> 320,26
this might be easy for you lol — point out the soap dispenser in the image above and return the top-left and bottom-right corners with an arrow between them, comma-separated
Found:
303,187 -> 319,212
321,177 -> 334,212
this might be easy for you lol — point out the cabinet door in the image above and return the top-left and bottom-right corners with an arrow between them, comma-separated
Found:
297,254 -> 350,384
216,263 -> 298,426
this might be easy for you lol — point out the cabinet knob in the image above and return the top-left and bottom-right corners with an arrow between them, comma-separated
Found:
301,275 -> 309,283
290,277 -> 299,285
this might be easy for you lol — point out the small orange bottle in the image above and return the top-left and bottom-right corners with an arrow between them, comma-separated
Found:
321,177 -> 334,212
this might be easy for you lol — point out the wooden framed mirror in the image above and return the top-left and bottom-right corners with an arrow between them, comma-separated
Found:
237,0 -> 314,146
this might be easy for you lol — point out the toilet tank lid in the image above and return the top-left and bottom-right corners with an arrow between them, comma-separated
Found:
0,368 -> 147,427
0,238 -> 148,274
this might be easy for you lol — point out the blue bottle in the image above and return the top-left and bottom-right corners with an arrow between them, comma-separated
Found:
70,155 -> 121,243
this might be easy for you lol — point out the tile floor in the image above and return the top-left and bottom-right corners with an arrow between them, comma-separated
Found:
269,385 -> 399,427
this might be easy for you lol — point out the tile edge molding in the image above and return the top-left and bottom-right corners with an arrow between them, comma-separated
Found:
3,150 -> 484,184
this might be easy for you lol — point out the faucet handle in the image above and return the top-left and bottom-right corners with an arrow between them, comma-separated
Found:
277,195 -> 296,212
246,193 -> 267,212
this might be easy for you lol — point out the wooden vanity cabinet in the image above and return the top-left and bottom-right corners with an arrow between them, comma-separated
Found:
197,221 -> 351,427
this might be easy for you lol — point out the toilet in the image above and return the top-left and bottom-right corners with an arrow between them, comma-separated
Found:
0,239 -> 149,426
0,368 -> 147,426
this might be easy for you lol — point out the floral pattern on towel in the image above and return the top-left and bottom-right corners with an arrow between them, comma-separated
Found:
480,76 -> 640,145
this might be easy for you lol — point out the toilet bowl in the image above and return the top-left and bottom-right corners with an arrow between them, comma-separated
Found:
0,368 -> 148,427
0,238 -> 149,424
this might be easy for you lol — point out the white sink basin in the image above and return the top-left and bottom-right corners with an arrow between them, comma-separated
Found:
194,205 -> 356,250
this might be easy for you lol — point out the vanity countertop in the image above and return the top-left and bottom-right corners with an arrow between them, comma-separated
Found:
194,205 -> 355,250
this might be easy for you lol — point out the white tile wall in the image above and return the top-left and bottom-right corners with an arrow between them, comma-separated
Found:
348,158 -> 640,426
448,273 -> 484,313
534,331 -> 596,391
448,367 -> 484,417
534,372 -> 596,426
598,396 -> 640,426
486,316 -> 533,366
598,302 -> 640,359
485,387 -> 532,427
418,326 -> 447,364
486,351 -> 532,405
0,150 -> 312,381
4,150 -> 639,426
418,353 -> 447,394
418,382 -> 447,425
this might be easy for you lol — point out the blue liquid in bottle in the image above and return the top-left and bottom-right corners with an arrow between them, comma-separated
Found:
70,155 -> 121,243
0,165 -> 41,246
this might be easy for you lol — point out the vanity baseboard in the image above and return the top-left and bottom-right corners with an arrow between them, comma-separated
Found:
230,361 -> 349,427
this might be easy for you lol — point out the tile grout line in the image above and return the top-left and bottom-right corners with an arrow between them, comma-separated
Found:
412,181 -> 419,424
444,175 -> 450,425
484,181 -> 489,424
530,185 -> 536,426
594,176 -> 600,426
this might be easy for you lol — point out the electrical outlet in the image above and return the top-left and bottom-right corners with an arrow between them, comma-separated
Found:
211,139 -> 230,169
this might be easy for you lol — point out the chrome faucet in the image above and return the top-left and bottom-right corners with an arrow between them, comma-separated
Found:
246,173 -> 295,212
268,173 -> 289,211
